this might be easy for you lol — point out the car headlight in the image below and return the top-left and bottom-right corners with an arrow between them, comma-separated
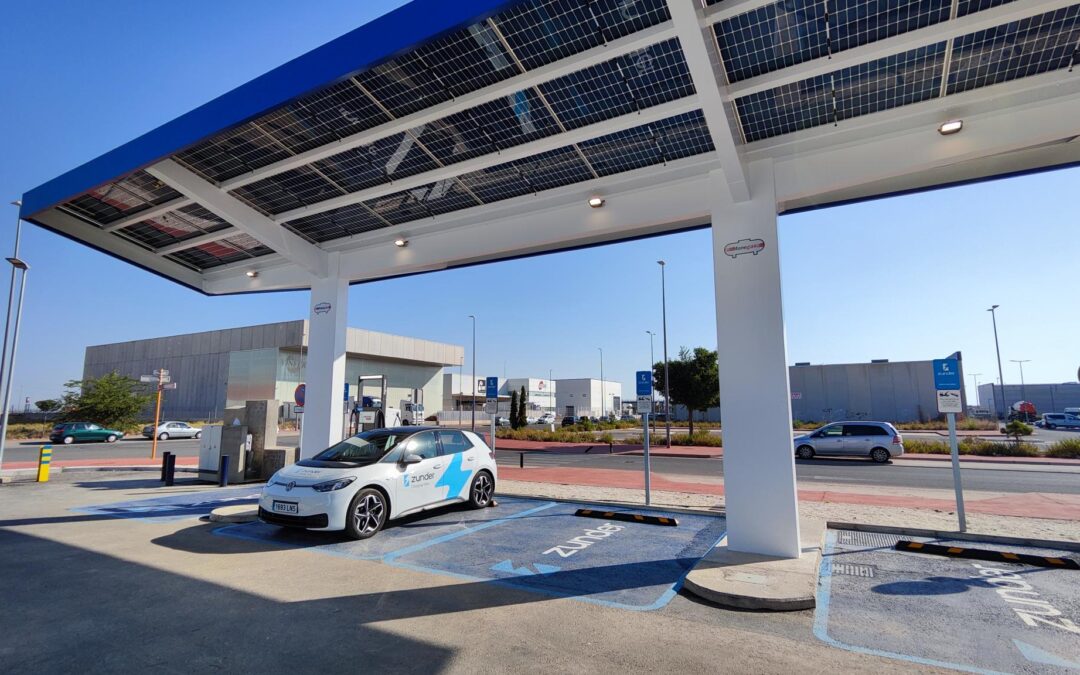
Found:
312,476 -> 356,492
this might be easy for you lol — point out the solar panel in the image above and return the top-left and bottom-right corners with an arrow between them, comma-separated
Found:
957,0 -> 1016,17
493,0 -> 671,71
313,132 -> 439,194
255,80 -> 392,155
116,204 -> 230,250
166,235 -> 273,271
715,0 -> 830,83
283,203 -> 390,243
175,124 -> 294,184
736,43 -> 945,142
829,0 -> 951,53
458,145 -> 593,203
363,179 -> 480,225
414,88 -> 562,165
947,6 -> 1080,94
538,38 -> 695,130
62,170 -> 182,225
230,165 -> 344,215
579,109 -> 714,176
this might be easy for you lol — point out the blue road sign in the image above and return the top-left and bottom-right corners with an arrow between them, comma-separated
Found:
486,376 -> 499,399
344,382 -> 350,402
636,371 -> 653,397
933,359 -> 961,390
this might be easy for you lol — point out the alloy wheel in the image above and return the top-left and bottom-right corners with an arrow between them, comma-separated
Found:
353,494 -> 384,535
473,474 -> 493,506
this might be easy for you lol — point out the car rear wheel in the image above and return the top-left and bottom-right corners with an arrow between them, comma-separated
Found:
63,436 -> 74,445
796,445 -> 815,460
158,432 -> 169,441
346,488 -> 387,540
870,447 -> 890,463
469,471 -> 495,509
106,434 -> 117,443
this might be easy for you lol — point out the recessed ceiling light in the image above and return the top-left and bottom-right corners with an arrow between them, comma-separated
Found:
588,197 -> 605,208
394,238 -> 409,247
245,270 -> 258,278
938,119 -> 963,135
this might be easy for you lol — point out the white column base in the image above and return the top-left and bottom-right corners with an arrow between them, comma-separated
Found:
300,253 -> 348,459
711,162 -> 801,559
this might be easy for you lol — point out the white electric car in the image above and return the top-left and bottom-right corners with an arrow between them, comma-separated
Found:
259,427 -> 497,539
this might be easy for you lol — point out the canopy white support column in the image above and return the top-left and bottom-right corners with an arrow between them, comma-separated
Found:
710,160 -> 800,558
300,252 -> 348,458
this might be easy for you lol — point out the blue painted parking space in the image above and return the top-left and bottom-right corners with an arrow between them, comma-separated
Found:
73,487 -> 261,523
817,529 -> 1080,673
216,496 -> 726,611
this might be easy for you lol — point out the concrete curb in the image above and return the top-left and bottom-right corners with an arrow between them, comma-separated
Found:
1,465 -> 198,482
210,505 -> 259,523
827,521 -> 1080,552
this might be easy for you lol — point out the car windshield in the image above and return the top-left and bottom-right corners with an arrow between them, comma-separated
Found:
312,430 -> 409,462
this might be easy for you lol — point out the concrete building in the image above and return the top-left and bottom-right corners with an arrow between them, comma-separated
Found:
84,321 -> 462,422
978,382 -> 1080,419
503,377 -> 556,413
441,375 -> 556,415
555,379 -> 622,418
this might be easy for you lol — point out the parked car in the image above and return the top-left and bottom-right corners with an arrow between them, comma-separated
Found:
793,422 -> 904,463
525,416 -> 537,425
142,421 -> 202,440
620,414 -> 636,422
49,422 -> 125,444
1041,413 -> 1080,430
259,427 -> 497,539
561,416 -> 576,427
494,416 -> 511,427
537,414 -> 555,425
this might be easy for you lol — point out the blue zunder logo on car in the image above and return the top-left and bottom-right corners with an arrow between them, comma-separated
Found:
434,453 -> 471,499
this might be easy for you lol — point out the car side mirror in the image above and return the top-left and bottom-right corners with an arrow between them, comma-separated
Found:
401,453 -> 423,465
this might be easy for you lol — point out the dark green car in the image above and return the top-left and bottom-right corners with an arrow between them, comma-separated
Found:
49,422 -> 125,444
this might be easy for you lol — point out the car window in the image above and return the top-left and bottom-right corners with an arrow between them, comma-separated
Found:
437,430 -> 473,455
314,430 -> 405,462
819,426 -> 842,437
404,431 -> 439,460
72,423 -> 87,430
88,424 -> 101,430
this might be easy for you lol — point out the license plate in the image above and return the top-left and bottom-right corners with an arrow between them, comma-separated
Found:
272,501 -> 298,515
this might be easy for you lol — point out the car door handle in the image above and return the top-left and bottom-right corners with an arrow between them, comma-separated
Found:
433,464 -> 442,469
466,456 -> 475,462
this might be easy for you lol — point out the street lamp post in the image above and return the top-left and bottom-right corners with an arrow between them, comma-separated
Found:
458,358 -> 463,428
0,255 -> 29,473
657,260 -> 671,447
0,202 -> 23,413
469,315 -> 476,431
597,347 -> 605,418
646,330 -> 656,430
1010,359 -> 1030,403
987,305 -> 1006,419
968,373 -> 981,406
549,368 -> 553,417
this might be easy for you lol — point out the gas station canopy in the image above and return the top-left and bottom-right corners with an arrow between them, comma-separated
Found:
20,0 -> 1080,294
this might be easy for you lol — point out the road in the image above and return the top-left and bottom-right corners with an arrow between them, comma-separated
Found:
5,434 -> 1077,495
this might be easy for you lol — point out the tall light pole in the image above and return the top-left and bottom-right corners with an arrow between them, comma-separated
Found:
657,260 -> 671,447
1010,359 -> 1030,403
988,305 -> 1006,419
549,368 -> 553,416
469,315 -> 476,432
968,373 -> 982,406
0,255 -> 29,473
0,202 -> 23,413
597,347 -> 605,418
457,358 -> 463,428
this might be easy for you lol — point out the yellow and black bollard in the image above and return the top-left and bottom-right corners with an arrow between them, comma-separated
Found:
37,445 -> 53,483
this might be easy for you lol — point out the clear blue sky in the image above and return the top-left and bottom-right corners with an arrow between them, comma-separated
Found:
1,1 -> 1077,409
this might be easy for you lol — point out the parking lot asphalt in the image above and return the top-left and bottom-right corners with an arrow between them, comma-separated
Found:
0,472 -> 933,673
819,529 -> 1080,673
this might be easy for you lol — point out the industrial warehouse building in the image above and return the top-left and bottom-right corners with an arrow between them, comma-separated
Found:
977,382 -> 1080,419
83,321 -> 462,421
662,353 -> 965,423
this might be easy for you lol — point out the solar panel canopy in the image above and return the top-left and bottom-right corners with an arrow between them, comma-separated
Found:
20,0 -> 1080,294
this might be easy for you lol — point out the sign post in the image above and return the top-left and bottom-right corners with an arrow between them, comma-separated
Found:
636,370 -> 653,505
934,358 -> 966,532
142,369 -> 174,460
486,376 -> 499,452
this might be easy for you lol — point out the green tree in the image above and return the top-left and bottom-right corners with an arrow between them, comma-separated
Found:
653,347 -> 719,436
61,372 -> 152,428
35,399 -> 61,414
509,390 -> 519,429
517,385 -> 528,428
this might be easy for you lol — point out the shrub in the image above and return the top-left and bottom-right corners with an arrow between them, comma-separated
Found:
1003,420 -> 1034,441
626,432 -> 723,447
1046,438 -> 1080,459
902,438 -> 1038,456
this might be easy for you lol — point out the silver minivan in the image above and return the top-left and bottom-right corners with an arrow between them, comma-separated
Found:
794,422 -> 904,463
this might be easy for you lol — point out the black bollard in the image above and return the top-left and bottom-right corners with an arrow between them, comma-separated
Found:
164,453 -> 177,486
519,452 -> 523,469
219,455 -> 230,488
160,452 -> 172,482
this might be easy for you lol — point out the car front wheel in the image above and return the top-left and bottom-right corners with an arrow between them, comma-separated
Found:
63,436 -> 74,445
346,489 -> 387,540
106,434 -> 117,443
870,448 -> 890,464
194,431 -> 202,439
796,445 -> 815,460
469,471 -> 495,508
1046,423 -> 1055,430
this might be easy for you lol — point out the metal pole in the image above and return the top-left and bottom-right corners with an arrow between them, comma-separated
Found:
658,260 -> 671,447
647,331 -> 655,430
150,370 -> 163,460
470,315 -> 476,432
598,347 -> 604,418
458,360 -> 463,428
988,305 -> 1006,419
0,262 -> 28,472
968,373 -> 981,406
1010,360 -> 1029,404
643,412 -> 652,505
947,412 -> 966,531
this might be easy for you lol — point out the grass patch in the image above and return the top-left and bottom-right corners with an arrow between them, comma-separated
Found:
625,432 -> 723,447
903,438 -> 1039,456
495,428 -> 599,443
1046,438 -> 1080,459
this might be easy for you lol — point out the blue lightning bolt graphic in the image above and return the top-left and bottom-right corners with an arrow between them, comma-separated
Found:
434,452 -> 472,499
